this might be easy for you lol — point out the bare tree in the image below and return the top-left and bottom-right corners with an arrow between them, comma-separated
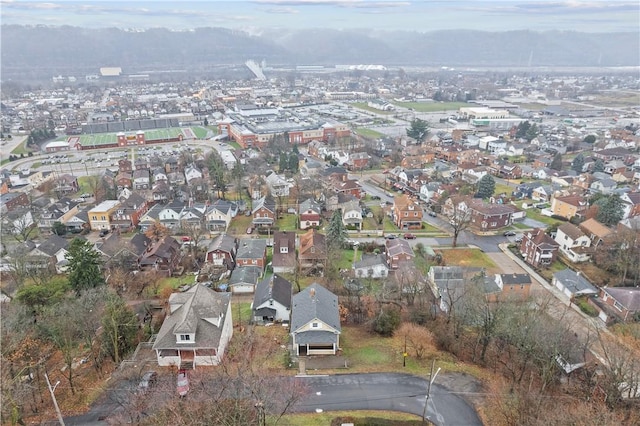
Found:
444,195 -> 472,248
394,261 -> 425,307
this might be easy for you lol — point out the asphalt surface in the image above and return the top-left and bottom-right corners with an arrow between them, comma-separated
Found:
296,372 -> 482,426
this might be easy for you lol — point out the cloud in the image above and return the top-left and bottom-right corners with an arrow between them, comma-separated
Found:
461,1 -> 639,15
253,0 -> 410,8
264,7 -> 300,14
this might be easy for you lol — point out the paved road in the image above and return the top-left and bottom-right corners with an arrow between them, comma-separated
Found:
296,372 -> 482,426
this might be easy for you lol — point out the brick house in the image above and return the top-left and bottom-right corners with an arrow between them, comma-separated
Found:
551,195 -> 589,220
273,231 -> 297,273
520,228 -> 559,268
235,239 -> 267,271
298,229 -> 327,274
299,198 -> 322,230
252,195 -> 276,228
138,236 -> 182,277
392,194 -> 423,230
385,238 -> 415,270
205,234 -> 238,269
466,199 -> 517,231
599,287 -> 640,322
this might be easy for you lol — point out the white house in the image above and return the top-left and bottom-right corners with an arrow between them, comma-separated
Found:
184,164 -> 203,184
265,172 -> 292,197
152,284 -> 233,369
555,222 -> 592,263
353,253 -> 389,279
341,200 -> 363,230
251,274 -> 292,323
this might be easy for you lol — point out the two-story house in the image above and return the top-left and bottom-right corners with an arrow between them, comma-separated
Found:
111,192 -> 149,230
385,238 -> 415,270
298,229 -> 327,274
290,283 -> 341,356
205,234 -> 238,269
252,195 -> 277,228
555,222 -> 592,263
235,239 -> 268,271
273,231 -> 296,273
88,200 -> 121,231
137,236 -> 182,276
153,284 -> 233,368
340,200 -> 363,231
550,194 -> 589,220
133,169 -> 150,190
353,253 -> 389,279
392,194 -> 423,230
520,228 -> 559,268
205,199 -> 237,232
251,274 -> 293,324
467,199 -> 517,231
299,198 -> 322,230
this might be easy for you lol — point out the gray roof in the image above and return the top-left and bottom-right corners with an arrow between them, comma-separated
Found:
353,253 -> 388,270
32,234 -> 69,256
252,195 -> 276,214
229,266 -> 262,286
299,198 -> 321,214
553,269 -> 598,295
253,274 -> 293,309
291,283 -> 341,333
602,287 -> 640,312
293,330 -> 338,345
386,239 -> 415,258
236,239 -> 267,260
430,266 -> 465,289
207,234 -> 237,254
498,273 -> 532,286
152,284 -> 231,350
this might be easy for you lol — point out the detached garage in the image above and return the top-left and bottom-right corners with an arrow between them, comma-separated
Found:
552,269 -> 598,299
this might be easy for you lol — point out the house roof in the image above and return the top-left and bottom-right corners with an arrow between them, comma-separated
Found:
353,253 -> 388,270
138,236 -> 180,265
299,198 -> 321,214
498,273 -> 532,286
272,231 -> 296,268
253,273 -> 293,309
579,218 -> 612,239
32,234 -> 69,256
554,195 -> 588,208
229,266 -> 262,286
291,283 -> 341,332
252,195 -> 276,215
602,287 -> 640,312
557,222 -> 587,241
236,238 -> 267,260
468,199 -> 518,215
528,228 -> 559,249
385,238 -> 415,258
207,234 -> 237,254
299,229 -> 327,259
553,269 -> 598,295
152,284 -> 231,350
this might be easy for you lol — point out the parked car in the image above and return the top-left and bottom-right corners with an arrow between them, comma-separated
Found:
514,235 -> 523,243
403,233 -> 416,240
138,371 -> 157,393
371,195 -> 381,200
385,234 -> 397,240
428,211 -> 437,217
177,369 -> 189,397
246,227 -> 253,234
503,231 -> 516,237
99,229 -> 109,237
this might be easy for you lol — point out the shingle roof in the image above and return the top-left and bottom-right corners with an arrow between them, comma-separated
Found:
353,253 -> 388,270
602,287 -> 640,312
553,269 -> 598,295
558,222 -> 586,241
236,239 -> 267,260
253,274 -> 292,309
229,266 -> 262,286
290,283 -> 340,333
498,273 -> 532,286
152,284 -> 231,350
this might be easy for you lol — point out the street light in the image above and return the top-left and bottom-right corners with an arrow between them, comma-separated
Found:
44,372 -> 65,426
421,359 -> 441,425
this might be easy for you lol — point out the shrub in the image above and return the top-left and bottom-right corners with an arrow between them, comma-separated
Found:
575,298 -> 598,317
371,308 -> 401,336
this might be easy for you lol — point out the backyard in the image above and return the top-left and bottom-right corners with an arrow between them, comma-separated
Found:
437,248 -> 500,275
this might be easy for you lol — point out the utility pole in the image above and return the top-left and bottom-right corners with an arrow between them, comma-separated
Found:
421,359 -> 441,425
403,334 -> 407,367
44,372 -> 65,426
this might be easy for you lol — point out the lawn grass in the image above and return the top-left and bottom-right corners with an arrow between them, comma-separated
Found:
76,176 -> 95,195
392,101 -> 469,112
519,205 -> 560,226
438,248 -> 500,274
31,161 -> 42,169
354,128 -> 385,139
494,183 -> 513,197
231,301 -> 253,326
228,214 -> 253,235
227,140 -> 242,150
191,126 -> 208,139
336,249 -> 357,270
10,139 -> 35,155
276,213 -> 298,231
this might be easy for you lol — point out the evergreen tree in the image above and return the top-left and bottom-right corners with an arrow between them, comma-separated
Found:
571,153 -> 585,173
66,238 -> 104,294
595,195 -> 624,227
515,121 -> 531,139
288,152 -> 299,173
326,209 -> 347,249
279,152 -> 288,172
406,118 -> 429,143
476,174 -> 496,199
549,152 -> 563,171
583,134 -> 596,144
593,158 -> 605,173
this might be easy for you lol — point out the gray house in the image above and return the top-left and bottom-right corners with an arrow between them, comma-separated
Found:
352,253 -> 389,279
228,266 -> 262,294
251,274 -> 292,324
552,269 -> 598,298
290,283 -> 341,356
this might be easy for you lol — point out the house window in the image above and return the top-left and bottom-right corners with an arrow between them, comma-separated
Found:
179,334 -> 191,341
251,259 -> 257,265
311,322 -> 322,329
614,301 -> 623,312
404,212 -> 408,217
280,247 -> 288,254
92,216 -> 97,220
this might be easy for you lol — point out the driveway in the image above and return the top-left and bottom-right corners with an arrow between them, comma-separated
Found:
296,372 -> 482,426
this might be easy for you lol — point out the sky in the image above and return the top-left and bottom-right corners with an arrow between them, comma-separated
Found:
1,0 -> 638,33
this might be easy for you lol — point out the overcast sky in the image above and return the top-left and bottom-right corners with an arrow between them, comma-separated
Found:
1,0 -> 638,33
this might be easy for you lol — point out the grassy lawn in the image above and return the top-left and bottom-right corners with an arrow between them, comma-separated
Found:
228,214 -> 253,235
226,140 -> 242,150
31,161 -> 42,169
276,213 -> 298,231
76,176 -> 95,195
10,139 -> 35,155
336,248 -> 358,270
350,102 -> 394,115
191,126 -> 208,139
494,183 -> 513,196
383,218 -> 400,232
392,101 -> 468,112
521,207 -> 560,226
437,248 -> 500,274
231,301 -> 253,326
354,128 -> 385,139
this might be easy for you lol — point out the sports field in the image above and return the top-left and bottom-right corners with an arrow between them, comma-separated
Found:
72,128 -> 187,148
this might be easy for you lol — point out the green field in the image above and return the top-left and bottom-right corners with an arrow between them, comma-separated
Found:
392,101 -> 469,112
191,126 -> 208,139
354,128 -> 385,139
350,102 -> 394,114
10,139 -> 35,155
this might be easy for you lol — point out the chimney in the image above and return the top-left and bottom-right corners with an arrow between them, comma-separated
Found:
310,287 -> 316,301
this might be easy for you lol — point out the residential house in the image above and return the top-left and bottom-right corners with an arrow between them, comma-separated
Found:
340,200 -> 363,231
551,195 -> 589,220
599,287 -> 640,322
97,233 -> 151,271
590,178 -> 617,195
353,253 -> 389,279
392,194 -> 423,230
265,172 -> 291,197
272,231 -> 296,273
620,192 -> 640,219
65,209 -> 89,232
532,185 -> 555,202
468,199 -> 517,231
118,159 -> 133,173
151,181 -> 171,203
235,239 -> 268,271
385,238 -> 415,270
298,229 -> 327,274
331,178 -> 363,199
88,200 -> 121,231
115,171 -> 132,189
555,222 -> 592,263
184,164 -> 203,185
492,273 -> 532,301
579,218 -> 612,248
299,198 -> 322,230
251,274 -> 293,324
54,174 -> 79,195
290,283 -> 341,356
153,284 -> 232,368
2,208 -> 35,238
205,234 -> 238,269
27,234 -> 70,273
137,236 -> 182,276
552,269 -> 598,299
419,182 -> 442,204
152,168 -> 168,184
0,192 -> 29,214
520,228 -> 559,268
38,198 -> 80,232
252,195 -> 277,228
157,201 -> 185,229
205,199 -> 237,232
111,192 -> 149,230
427,266 -> 466,313
133,169 -> 150,190
345,152 -> 370,170
228,266 -> 262,294
164,156 -> 179,173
